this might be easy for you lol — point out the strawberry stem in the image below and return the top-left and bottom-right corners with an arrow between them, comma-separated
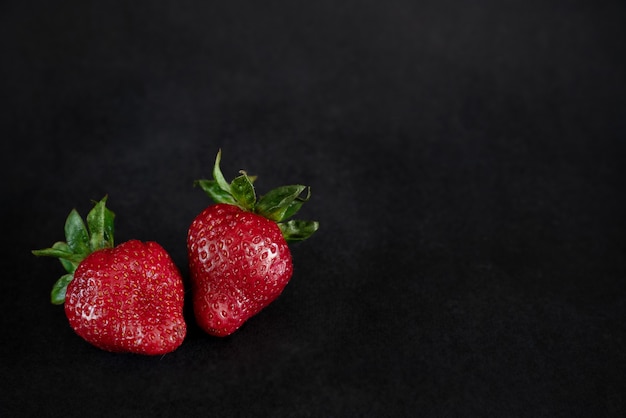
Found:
32,196 -> 116,304
195,150 -> 319,242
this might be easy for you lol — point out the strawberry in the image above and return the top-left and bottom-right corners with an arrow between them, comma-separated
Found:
33,197 -> 186,355
187,150 -> 318,336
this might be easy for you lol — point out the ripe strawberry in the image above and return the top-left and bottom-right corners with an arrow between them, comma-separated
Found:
187,150 -> 318,336
33,197 -> 186,355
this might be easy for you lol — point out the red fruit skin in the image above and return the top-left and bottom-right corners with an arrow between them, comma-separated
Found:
64,240 -> 187,355
187,204 -> 293,336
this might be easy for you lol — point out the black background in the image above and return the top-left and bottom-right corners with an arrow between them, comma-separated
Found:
2,0 -> 625,416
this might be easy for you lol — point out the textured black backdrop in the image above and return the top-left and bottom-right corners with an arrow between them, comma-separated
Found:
2,0 -> 625,416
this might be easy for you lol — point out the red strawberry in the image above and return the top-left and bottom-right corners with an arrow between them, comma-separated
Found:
33,197 -> 186,355
187,150 -> 318,336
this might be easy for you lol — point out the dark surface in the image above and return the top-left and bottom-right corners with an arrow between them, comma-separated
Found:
2,0 -> 625,416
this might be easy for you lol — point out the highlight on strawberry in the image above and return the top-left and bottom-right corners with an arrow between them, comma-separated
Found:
187,150 -> 319,337
32,197 -> 187,355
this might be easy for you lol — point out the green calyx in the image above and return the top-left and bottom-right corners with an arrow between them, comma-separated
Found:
195,150 -> 319,243
32,196 -> 115,305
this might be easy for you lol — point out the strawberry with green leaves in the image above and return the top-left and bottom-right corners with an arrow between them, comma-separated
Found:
33,197 -> 187,355
187,150 -> 318,336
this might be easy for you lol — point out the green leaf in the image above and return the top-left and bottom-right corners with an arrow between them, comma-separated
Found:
51,274 -> 74,305
279,199 -> 305,221
32,247 -> 85,264
230,171 -> 256,210
195,179 -> 238,205
281,187 -> 311,221
212,149 -> 231,193
195,151 -> 317,228
64,209 -> 90,256
52,241 -> 79,273
256,185 -> 308,221
86,196 -> 115,251
278,220 -> 319,242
